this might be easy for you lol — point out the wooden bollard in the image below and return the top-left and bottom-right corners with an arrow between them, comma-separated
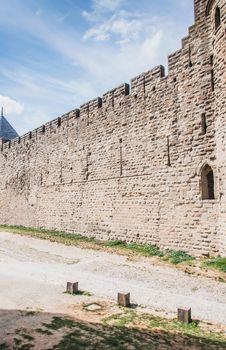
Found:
118,292 -> 130,307
177,308 -> 192,324
66,282 -> 78,294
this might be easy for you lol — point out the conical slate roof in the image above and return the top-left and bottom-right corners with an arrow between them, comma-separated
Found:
0,108 -> 19,141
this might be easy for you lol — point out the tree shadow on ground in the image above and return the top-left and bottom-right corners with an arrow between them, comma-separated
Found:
0,309 -> 225,350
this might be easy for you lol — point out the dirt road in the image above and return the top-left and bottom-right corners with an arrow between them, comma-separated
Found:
0,231 -> 225,326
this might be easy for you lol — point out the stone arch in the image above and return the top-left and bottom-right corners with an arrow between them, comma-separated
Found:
200,163 -> 215,200
206,0 -> 216,16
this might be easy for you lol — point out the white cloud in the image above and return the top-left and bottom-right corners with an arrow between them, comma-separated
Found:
93,0 -> 125,12
82,0 -> 161,50
82,0 -> 126,22
84,25 -> 110,41
83,13 -> 143,44
0,95 -> 24,116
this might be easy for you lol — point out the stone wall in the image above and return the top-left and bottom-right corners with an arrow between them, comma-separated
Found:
0,0 -> 225,256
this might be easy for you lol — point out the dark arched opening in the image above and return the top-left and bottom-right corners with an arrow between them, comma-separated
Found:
215,6 -> 221,30
201,164 -> 215,200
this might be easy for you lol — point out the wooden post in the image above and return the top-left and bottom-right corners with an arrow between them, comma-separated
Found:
66,282 -> 78,294
118,292 -> 130,307
177,308 -> 192,323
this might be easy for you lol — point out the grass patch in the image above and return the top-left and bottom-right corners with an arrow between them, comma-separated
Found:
64,290 -> 93,297
35,328 -> 53,335
36,311 -> 226,350
42,316 -> 75,331
103,309 -> 226,346
0,225 -> 97,246
13,338 -> 23,345
203,257 -> 226,273
16,345 -> 33,350
12,338 -> 34,350
106,240 -> 164,257
20,334 -> 34,342
106,240 -> 126,247
12,331 -> 35,350
103,309 -> 137,327
164,250 -> 194,265
125,243 -> 163,257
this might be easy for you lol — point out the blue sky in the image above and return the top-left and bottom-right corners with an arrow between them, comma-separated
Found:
0,0 -> 194,135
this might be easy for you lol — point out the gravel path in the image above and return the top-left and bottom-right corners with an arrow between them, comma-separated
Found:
0,231 -> 225,325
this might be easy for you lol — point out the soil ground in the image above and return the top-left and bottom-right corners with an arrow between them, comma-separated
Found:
0,231 -> 225,349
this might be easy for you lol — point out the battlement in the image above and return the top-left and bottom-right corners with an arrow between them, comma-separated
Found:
131,65 -> 165,94
1,3 -> 215,155
102,83 -> 130,107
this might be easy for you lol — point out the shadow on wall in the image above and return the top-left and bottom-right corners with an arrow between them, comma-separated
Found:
0,309 -> 225,350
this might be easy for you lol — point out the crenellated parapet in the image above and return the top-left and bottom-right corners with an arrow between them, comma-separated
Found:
1,0 -> 222,154
131,65 -> 165,94
4,0 -> 223,156
5,3 -> 215,156
102,84 -> 130,111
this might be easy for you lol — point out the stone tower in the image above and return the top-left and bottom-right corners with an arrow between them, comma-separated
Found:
0,107 -> 19,146
205,0 -> 226,256
193,0 -> 225,255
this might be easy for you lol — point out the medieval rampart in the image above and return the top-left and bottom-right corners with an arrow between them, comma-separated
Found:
0,0 -> 225,256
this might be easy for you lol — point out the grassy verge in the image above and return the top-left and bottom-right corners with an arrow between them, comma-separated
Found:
0,225 -> 226,276
103,309 -> 226,346
203,258 -> 226,273
52,312 -> 226,350
1,225 -> 225,274
0,224 -> 195,265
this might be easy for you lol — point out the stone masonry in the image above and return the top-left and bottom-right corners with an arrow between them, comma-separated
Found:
0,0 -> 225,256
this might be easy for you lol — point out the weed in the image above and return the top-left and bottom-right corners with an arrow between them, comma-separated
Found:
103,310 -> 137,327
13,338 -> 22,345
42,317 -> 75,330
127,243 -> 164,257
107,240 -> 164,257
35,328 -> 53,335
165,250 -> 194,264
13,334 -> 34,350
106,240 -> 126,247
20,334 -> 34,341
204,257 -> 226,273
64,290 -> 93,296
